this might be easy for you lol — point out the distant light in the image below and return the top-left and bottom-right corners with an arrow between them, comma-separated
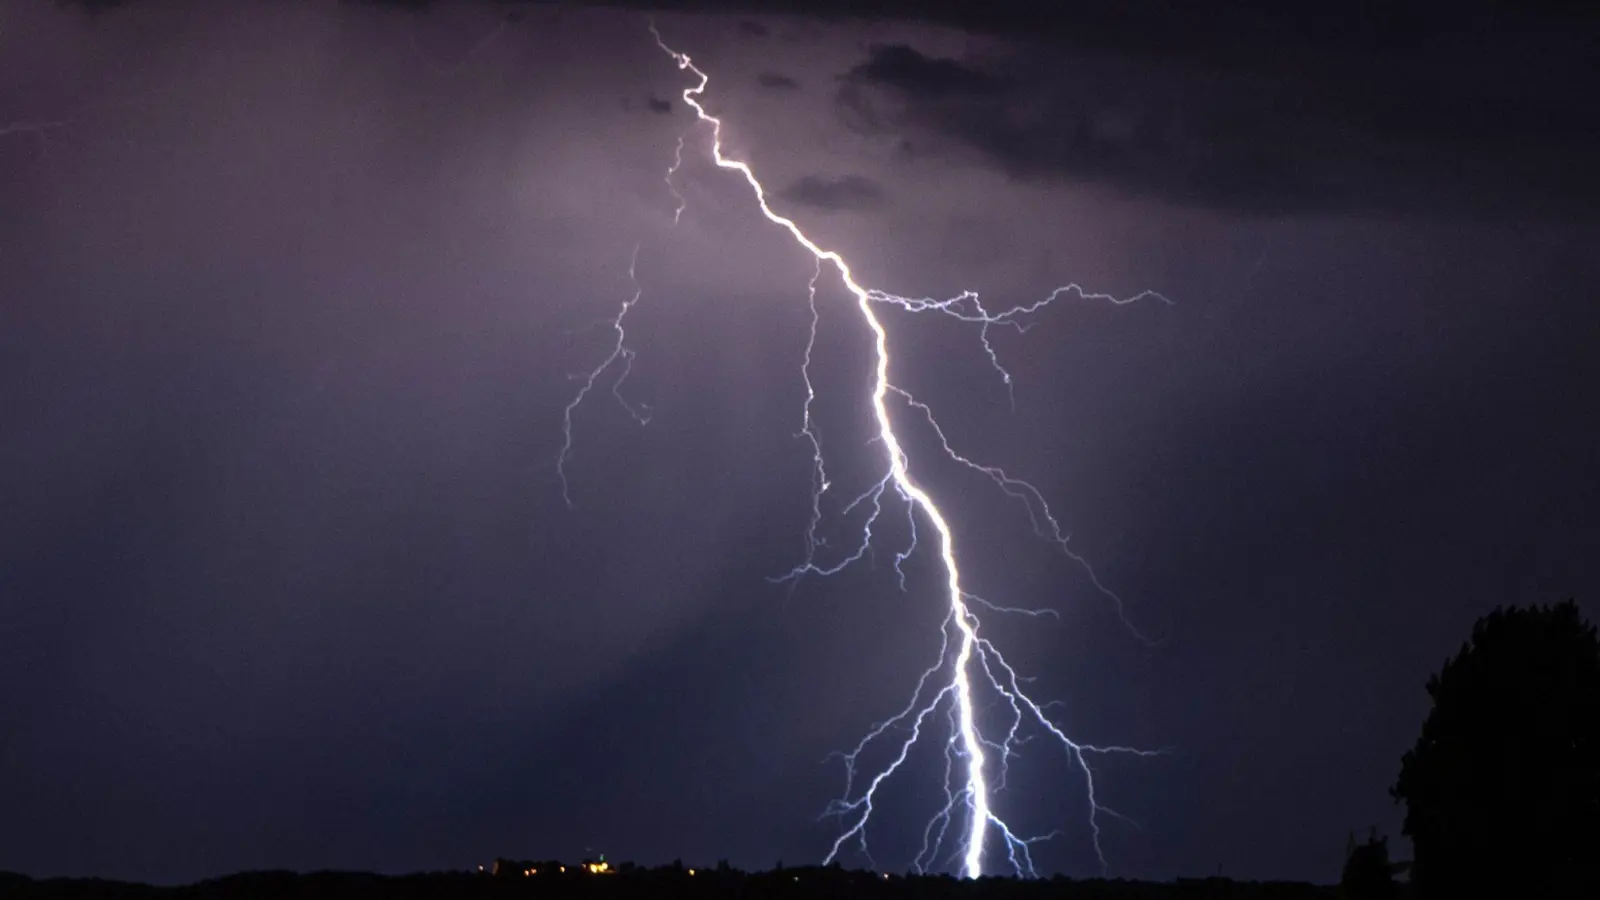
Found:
688,869 -> 695,876
560,866 -> 566,873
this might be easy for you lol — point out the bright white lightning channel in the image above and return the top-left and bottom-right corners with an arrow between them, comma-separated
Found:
563,24 -> 1170,878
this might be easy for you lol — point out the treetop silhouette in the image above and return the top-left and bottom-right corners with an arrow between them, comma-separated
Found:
1392,600 -> 1600,900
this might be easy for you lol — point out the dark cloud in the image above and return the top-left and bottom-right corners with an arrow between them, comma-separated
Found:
59,1 -> 1600,56
777,173 -> 888,212
647,95 -> 672,114
756,72 -> 799,91
346,0 -> 435,9
53,0 -> 136,13
844,43 -> 1002,98
533,1 -> 1600,68
53,0 -> 1598,217
836,40 -> 1600,220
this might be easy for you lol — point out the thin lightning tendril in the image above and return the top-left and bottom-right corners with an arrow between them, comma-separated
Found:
584,23 -> 1172,877
795,260 -> 828,550
558,242 -> 652,508
667,133 -> 688,225
558,119 -> 697,506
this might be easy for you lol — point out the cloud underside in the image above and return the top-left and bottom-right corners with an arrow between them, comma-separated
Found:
58,0 -> 1600,219
838,43 -> 1600,221
778,174 -> 888,212
757,72 -> 799,91
664,0 -> 1600,220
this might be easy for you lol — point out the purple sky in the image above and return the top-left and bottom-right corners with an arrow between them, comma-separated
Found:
2,0 -> 1597,887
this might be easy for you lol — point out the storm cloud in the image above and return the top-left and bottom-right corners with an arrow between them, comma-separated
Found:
835,39 -> 1600,220
777,173 -> 889,212
756,71 -> 798,90
56,0 -> 1599,217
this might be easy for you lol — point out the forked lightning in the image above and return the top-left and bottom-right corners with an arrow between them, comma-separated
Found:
562,21 -> 1169,878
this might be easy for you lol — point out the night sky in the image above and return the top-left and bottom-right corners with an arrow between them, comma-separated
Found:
3,0 -> 1597,888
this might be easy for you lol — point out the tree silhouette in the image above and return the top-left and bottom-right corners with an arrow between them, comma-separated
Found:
1339,828 -> 1400,900
1392,600 -> 1600,900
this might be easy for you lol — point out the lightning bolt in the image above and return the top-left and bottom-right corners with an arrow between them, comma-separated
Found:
563,23 -> 1173,877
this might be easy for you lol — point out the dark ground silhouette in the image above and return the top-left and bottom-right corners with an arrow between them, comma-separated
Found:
0,865 -> 1342,900
12,601 -> 1600,899
8,601 -> 1594,899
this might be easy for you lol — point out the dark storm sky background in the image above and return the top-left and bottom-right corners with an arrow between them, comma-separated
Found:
2,0 -> 1597,887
